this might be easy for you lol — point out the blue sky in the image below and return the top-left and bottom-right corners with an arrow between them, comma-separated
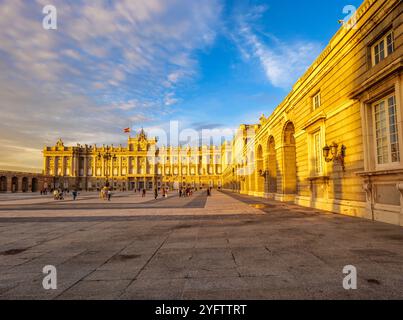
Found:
0,0 -> 363,170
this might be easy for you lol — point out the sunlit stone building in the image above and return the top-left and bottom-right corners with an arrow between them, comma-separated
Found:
43,129 -> 223,191
41,0 -> 403,226
222,0 -> 403,226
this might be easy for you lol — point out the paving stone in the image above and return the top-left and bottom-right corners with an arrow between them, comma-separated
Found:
0,191 -> 402,299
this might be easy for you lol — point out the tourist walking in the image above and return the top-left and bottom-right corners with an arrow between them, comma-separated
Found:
72,190 -> 78,201
142,189 -> 146,197
154,188 -> 158,200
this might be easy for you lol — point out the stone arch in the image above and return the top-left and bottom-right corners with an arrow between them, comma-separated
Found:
283,122 -> 296,145
22,177 -> 29,193
267,136 -> 277,193
32,178 -> 39,192
0,176 -> 7,192
11,177 -> 18,193
282,122 -> 297,195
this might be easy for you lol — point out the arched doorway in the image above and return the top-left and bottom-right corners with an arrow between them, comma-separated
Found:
32,178 -> 39,192
256,145 -> 264,194
282,122 -> 297,195
267,136 -> 277,193
0,176 -> 7,192
22,177 -> 29,193
11,177 -> 18,193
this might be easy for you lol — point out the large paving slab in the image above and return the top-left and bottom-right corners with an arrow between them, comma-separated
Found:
0,190 -> 402,300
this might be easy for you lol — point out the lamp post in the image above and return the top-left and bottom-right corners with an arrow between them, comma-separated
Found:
259,169 -> 269,178
97,147 -> 117,188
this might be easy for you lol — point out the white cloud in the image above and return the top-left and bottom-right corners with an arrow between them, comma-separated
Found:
232,12 -> 323,89
62,49 -> 81,60
168,71 -> 182,84
247,32 -> 322,88
164,92 -> 179,106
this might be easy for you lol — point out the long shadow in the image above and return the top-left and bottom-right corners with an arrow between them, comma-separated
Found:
0,213 -> 259,224
0,192 -> 208,211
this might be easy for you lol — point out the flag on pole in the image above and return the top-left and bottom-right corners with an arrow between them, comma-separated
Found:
124,127 -> 131,134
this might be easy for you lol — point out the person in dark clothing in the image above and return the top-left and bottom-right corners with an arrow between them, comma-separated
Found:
154,188 -> 158,200
72,190 -> 78,201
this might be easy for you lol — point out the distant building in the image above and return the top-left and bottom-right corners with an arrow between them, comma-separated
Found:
43,129 -> 224,191
0,171 -> 49,193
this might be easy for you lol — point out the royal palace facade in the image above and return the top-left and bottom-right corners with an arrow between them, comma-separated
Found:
41,0 -> 403,226
43,130 -> 224,192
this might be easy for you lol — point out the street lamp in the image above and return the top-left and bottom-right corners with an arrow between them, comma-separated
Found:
323,142 -> 347,171
259,169 -> 269,178
97,147 -> 117,187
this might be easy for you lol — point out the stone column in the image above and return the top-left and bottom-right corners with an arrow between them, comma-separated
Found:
18,177 -> 23,192
93,156 -> 97,178
53,157 -> 57,177
84,156 -> 88,177
70,155 -> 74,177
43,156 -> 48,175
6,176 -> 12,193
119,156 -> 122,176
62,156 -> 66,177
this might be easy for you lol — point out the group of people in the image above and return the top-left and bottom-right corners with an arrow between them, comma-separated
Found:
154,188 -> 169,200
52,189 -> 79,201
179,187 -> 195,198
100,186 -> 112,201
40,188 -> 49,195
48,185 -> 212,202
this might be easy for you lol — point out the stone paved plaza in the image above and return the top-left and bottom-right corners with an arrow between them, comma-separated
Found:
0,190 -> 402,300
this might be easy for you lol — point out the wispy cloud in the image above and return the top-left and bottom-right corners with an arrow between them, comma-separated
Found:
231,5 -> 323,89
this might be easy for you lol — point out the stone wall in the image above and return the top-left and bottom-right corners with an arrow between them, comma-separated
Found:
222,0 -> 403,226
0,171 -> 50,193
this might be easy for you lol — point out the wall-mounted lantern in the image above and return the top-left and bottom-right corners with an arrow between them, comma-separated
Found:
323,142 -> 346,171
259,170 -> 269,178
